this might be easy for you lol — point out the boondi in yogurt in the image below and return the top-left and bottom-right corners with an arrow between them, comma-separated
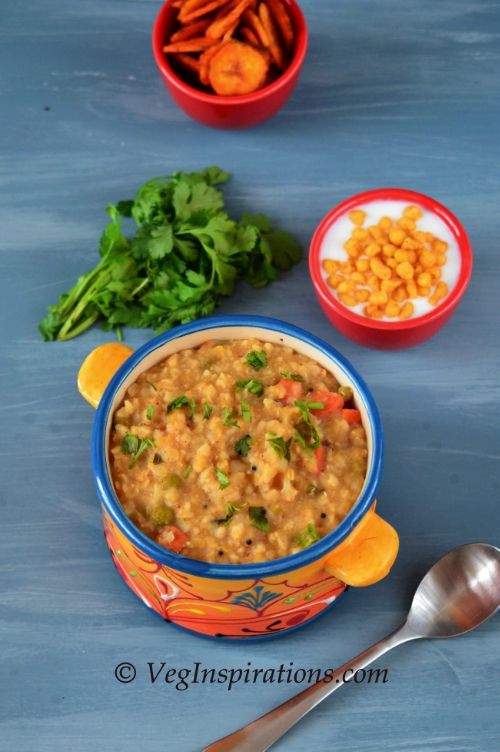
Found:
110,339 -> 368,564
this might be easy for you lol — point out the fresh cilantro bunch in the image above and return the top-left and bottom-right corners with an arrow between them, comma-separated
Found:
39,167 -> 301,341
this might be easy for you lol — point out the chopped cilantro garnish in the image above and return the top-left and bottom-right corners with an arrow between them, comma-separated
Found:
294,523 -> 321,549
267,435 -> 292,461
121,433 -> 139,455
294,420 -> 320,451
167,395 -> 195,419
203,403 -> 213,420
214,467 -> 230,490
235,435 -> 252,457
222,406 -> 239,427
182,463 -> 193,479
295,400 -> 325,421
216,502 -> 246,526
240,399 -> 252,422
280,371 -> 305,382
146,405 -> 155,420
235,379 -> 264,397
249,506 -> 270,533
293,401 -> 322,451
122,434 -> 156,469
245,350 -> 268,371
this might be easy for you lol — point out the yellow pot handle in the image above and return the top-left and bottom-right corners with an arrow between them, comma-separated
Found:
77,342 -> 134,409
324,507 -> 399,587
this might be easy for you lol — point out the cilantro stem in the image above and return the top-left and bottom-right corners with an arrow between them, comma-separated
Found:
57,274 -> 110,340
57,312 -> 100,341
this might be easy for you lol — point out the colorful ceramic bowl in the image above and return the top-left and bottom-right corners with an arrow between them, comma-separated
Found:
151,0 -> 308,129
77,316 -> 399,640
309,188 -> 473,349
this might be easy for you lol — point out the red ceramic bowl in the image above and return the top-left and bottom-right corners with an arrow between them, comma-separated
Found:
152,0 -> 308,129
309,189 -> 473,350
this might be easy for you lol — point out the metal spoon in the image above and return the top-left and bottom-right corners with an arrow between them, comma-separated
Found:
203,543 -> 500,752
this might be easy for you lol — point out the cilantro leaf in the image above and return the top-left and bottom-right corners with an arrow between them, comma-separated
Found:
240,399 -> 252,422
240,212 -> 273,233
280,371 -> 305,382
173,177 -> 224,220
167,395 -> 195,419
295,400 -> 324,422
203,403 -> 213,420
235,379 -> 264,397
147,224 -> 174,260
294,523 -> 321,549
235,435 -> 252,457
293,400 -> 322,450
122,436 -> 156,469
222,407 -> 239,427
245,350 -> 268,371
216,502 -> 246,526
264,230 -> 302,272
121,433 -> 139,455
267,435 -> 292,461
214,467 -> 230,490
249,506 -> 270,533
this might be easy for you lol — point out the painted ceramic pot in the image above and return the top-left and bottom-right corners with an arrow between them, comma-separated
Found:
78,316 -> 399,639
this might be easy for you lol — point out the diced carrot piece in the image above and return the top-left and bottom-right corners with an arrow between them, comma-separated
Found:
157,525 -> 189,554
258,2 -> 287,69
315,446 -> 327,474
170,18 -> 212,42
342,408 -> 362,425
309,390 -> 344,419
208,40 -> 269,95
206,0 -> 254,39
278,378 -> 304,404
267,0 -> 294,50
163,36 -> 218,53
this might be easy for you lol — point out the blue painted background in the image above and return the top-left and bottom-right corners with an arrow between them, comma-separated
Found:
1,1 -> 499,750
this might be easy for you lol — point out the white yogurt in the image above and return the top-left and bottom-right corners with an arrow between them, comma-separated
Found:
320,199 -> 461,319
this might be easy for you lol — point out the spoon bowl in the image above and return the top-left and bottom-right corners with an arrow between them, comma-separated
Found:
406,543 -> 500,639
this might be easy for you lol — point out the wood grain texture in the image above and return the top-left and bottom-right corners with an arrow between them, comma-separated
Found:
1,0 -> 499,750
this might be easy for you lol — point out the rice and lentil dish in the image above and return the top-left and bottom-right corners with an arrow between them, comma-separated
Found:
110,339 -> 368,564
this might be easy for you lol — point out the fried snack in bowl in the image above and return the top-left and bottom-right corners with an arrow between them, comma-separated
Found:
152,0 -> 308,128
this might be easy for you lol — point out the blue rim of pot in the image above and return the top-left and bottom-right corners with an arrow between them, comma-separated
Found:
92,315 -> 384,580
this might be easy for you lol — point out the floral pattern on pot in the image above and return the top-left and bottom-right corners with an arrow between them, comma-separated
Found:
103,509 -> 347,638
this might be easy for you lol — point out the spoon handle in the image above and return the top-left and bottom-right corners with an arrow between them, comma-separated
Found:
202,624 -> 415,752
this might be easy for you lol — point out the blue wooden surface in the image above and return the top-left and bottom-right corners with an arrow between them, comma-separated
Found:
1,0 -> 499,750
